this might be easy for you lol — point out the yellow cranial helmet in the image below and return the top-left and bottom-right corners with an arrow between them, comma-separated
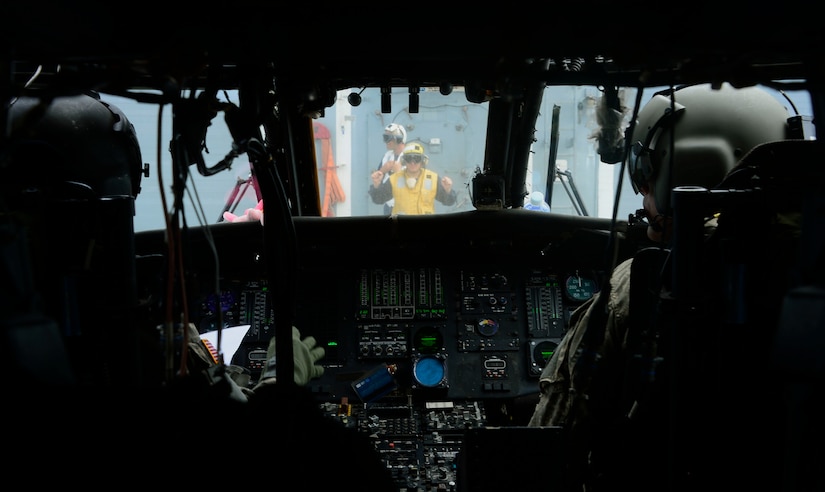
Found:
402,141 -> 429,166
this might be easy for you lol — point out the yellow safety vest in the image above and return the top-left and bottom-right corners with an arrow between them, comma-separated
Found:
388,169 -> 440,215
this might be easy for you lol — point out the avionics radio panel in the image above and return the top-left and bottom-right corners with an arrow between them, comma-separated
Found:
356,268 -> 446,321
355,268 -> 447,360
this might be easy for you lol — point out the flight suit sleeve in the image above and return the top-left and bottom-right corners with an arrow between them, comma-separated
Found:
369,179 -> 393,204
435,185 -> 457,206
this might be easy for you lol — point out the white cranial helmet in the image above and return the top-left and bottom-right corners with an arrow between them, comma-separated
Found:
384,123 -> 407,144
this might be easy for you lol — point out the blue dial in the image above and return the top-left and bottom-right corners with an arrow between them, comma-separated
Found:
413,356 -> 445,387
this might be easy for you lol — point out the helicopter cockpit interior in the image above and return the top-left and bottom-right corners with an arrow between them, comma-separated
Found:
3,2 -> 824,490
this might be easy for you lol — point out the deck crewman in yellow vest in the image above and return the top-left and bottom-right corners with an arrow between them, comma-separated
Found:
369,141 -> 457,215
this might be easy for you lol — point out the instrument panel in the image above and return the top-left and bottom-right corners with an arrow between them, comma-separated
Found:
195,265 -> 597,402
134,212 -> 637,491
134,212 -> 641,408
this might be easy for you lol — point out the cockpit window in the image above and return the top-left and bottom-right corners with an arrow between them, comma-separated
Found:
114,84 -> 813,233
313,87 -> 487,217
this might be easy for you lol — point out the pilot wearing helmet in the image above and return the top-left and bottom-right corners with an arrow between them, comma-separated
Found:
627,83 -> 792,234
1,91 -> 146,386
527,82 -> 794,491
369,141 -> 457,215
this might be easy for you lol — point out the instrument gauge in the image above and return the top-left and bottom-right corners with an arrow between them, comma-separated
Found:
564,273 -> 598,302
205,290 -> 235,313
413,356 -> 446,388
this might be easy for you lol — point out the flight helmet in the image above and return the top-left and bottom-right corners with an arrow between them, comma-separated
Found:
383,123 -> 407,144
402,141 -> 429,166
4,92 -> 144,201
628,82 -> 790,214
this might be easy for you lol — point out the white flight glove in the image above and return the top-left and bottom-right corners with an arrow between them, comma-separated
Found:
255,326 -> 325,388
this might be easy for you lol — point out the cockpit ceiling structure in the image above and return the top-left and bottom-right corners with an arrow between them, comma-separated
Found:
4,1 -> 823,93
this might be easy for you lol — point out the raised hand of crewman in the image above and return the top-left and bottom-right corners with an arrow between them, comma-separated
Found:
371,170 -> 384,187
441,175 -> 452,193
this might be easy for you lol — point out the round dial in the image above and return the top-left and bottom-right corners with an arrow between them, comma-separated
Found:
413,356 -> 446,387
476,318 -> 499,337
532,340 -> 559,370
564,274 -> 598,302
